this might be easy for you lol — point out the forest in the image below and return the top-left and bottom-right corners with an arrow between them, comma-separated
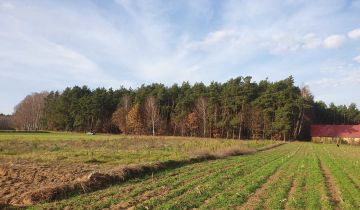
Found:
7,76 -> 360,140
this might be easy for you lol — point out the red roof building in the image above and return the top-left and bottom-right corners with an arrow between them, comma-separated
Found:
311,125 -> 360,144
311,125 -> 360,138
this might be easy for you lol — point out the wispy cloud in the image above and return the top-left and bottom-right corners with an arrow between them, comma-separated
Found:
348,28 -> 360,40
0,1 -> 14,10
323,35 -> 346,49
354,55 -> 360,63
0,0 -> 360,114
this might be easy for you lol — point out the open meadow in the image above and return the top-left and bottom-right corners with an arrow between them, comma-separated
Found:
0,132 -> 275,207
1,133 -> 360,210
0,132 -> 273,166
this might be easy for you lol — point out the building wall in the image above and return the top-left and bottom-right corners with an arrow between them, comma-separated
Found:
312,137 -> 360,145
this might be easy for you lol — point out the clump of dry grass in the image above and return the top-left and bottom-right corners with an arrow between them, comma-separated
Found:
190,147 -> 256,159
256,142 -> 285,152
213,147 -> 256,158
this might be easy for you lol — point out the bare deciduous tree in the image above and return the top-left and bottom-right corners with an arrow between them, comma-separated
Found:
145,96 -> 160,136
13,92 -> 48,130
0,114 -> 14,130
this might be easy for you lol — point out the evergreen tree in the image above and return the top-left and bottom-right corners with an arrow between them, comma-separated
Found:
37,75 -> 360,140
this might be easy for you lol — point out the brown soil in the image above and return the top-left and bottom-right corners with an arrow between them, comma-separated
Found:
284,177 -> 298,210
319,160 -> 342,210
0,159 -> 101,206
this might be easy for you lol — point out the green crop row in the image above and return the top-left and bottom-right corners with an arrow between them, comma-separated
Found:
32,143 -> 360,210
317,145 -> 360,209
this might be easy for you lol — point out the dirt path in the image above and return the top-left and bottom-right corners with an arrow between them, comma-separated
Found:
319,160 -> 342,210
284,177 -> 298,209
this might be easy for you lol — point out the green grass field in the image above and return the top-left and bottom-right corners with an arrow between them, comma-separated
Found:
0,132 -> 273,166
0,133 -> 359,209
33,142 -> 360,210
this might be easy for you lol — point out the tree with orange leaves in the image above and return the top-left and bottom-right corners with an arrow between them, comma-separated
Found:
127,104 -> 144,135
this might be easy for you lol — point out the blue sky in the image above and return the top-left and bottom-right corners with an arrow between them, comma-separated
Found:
1,0 -> 360,114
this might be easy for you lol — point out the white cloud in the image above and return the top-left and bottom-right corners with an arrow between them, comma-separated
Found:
203,30 -> 237,45
269,34 -> 301,54
1,0 -> 360,113
302,33 -> 322,49
323,35 -> 345,48
348,28 -> 360,40
306,64 -> 360,106
309,71 -> 360,87
0,1 -> 133,88
0,2 -> 14,10
0,35 -> 123,87
354,55 -> 360,63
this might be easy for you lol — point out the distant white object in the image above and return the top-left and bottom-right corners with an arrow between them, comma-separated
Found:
86,132 -> 95,135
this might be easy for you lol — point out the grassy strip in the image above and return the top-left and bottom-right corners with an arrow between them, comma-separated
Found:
322,145 -> 360,187
302,145 -> 332,209
0,132 -> 276,167
284,153 -> 307,209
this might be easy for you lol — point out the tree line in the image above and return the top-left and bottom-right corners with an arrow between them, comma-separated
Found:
0,114 -> 14,130
8,76 -> 360,140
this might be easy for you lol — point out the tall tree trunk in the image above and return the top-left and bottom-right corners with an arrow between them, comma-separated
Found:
293,109 -> 302,139
238,123 -> 242,140
203,109 -> 206,137
296,112 -> 304,138
125,115 -> 128,135
152,120 -> 155,136
173,124 -> 177,136
283,132 -> 286,142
